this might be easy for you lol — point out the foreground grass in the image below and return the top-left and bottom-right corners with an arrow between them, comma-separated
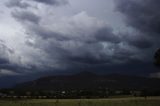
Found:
0,97 -> 160,106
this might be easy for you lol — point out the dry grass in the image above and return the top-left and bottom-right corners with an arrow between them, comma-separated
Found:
0,97 -> 160,106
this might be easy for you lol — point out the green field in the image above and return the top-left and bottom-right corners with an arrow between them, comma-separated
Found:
0,97 -> 160,106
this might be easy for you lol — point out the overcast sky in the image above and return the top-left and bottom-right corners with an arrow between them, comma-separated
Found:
0,0 -> 160,82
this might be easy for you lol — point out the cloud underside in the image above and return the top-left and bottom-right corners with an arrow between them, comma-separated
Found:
6,0 -> 68,8
0,0 -> 160,77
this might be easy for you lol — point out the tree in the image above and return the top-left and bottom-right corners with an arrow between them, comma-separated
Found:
154,48 -> 160,67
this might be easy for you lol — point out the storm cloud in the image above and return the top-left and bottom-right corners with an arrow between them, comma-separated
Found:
34,0 -> 68,5
115,0 -> 160,36
0,40 -> 23,76
6,0 -> 30,9
6,0 -> 68,8
114,0 -> 160,50
24,11 -> 123,66
114,0 -> 160,76
0,0 -> 159,82
11,10 -> 41,24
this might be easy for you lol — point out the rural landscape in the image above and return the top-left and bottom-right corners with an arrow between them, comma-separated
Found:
0,0 -> 160,105
0,69 -> 160,105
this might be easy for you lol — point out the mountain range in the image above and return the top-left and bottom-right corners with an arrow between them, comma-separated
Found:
14,71 -> 160,91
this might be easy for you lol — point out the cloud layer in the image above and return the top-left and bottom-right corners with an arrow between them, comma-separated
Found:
0,0 -> 159,79
115,0 -> 160,76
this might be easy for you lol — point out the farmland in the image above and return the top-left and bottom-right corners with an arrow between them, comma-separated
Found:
0,97 -> 160,106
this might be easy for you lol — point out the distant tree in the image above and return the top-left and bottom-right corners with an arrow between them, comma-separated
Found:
154,48 -> 160,67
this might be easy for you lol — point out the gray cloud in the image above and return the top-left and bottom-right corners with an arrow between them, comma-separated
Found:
122,33 -> 153,49
6,0 -> 30,9
128,37 -> 153,49
0,41 -> 13,62
9,4 -> 148,72
34,0 -> 68,5
2,0 -> 159,79
115,0 -> 160,36
94,27 -> 120,43
22,12 -> 125,66
11,10 -> 40,24
0,41 -> 21,76
114,0 -> 160,76
6,0 -> 68,8
114,0 -> 160,53
28,25 -> 70,40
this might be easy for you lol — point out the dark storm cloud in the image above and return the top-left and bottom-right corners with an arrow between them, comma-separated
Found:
122,33 -> 153,49
12,10 -> 144,68
64,43 -> 111,65
11,11 -> 40,24
0,41 -> 21,75
66,43 -> 137,65
0,40 -> 37,76
29,25 -> 120,43
7,3 -> 124,68
34,0 -> 68,5
12,10 -> 123,66
115,0 -> 160,36
114,0 -> 160,60
6,0 -> 68,8
0,58 -> 9,65
114,0 -> 160,76
25,24 -> 122,66
0,64 -> 23,74
128,37 -> 153,49
28,25 -> 70,40
94,27 -> 120,43
5,0 -> 159,78
0,40 -> 14,61
6,0 -> 30,9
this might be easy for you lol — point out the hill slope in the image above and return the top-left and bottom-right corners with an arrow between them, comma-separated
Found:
15,71 -> 160,91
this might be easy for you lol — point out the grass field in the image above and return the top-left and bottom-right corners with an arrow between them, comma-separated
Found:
0,97 -> 160,106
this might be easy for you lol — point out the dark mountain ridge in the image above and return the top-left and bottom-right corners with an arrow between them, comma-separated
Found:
15,71 -> 160,91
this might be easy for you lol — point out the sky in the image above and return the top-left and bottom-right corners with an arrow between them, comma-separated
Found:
0,0 -> 160,87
